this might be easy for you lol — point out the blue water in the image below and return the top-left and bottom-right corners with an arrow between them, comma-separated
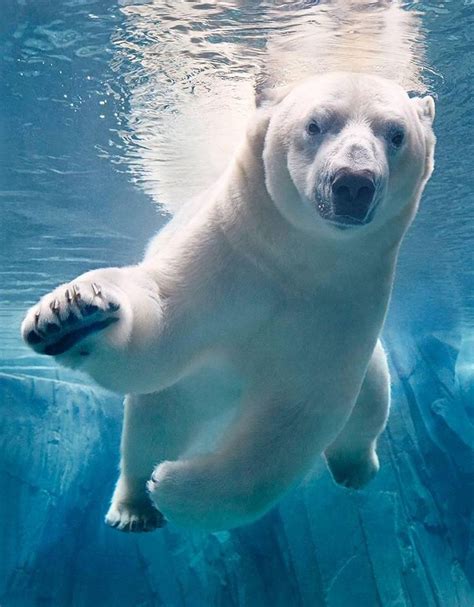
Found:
1,1 -> 473,606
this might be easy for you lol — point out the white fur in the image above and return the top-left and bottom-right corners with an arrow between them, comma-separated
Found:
21,72 -> 435,531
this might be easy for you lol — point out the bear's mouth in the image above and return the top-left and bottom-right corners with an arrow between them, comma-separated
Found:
315,196 -> 379,229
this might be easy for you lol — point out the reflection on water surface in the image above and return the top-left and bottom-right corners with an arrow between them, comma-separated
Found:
111,0 -> 431,208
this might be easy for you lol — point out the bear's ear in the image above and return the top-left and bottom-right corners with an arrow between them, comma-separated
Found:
411,95 -> 435,126
255,84 -> 292,109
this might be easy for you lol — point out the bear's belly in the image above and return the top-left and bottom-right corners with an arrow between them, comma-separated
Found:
230,297 -> 386,408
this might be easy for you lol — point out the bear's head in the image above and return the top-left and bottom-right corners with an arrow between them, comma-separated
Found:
258,73 -> 435,239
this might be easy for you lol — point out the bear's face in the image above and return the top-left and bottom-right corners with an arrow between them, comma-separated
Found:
261,73 -> 435,239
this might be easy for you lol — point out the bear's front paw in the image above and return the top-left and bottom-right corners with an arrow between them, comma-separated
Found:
21,280 -> 121,356
105,499 -> 165,533
326,448 -> 380,490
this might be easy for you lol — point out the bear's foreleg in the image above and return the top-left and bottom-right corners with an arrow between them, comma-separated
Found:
21,266 -> 177,393
324,340 -> 390,489
105,388 -> 205,532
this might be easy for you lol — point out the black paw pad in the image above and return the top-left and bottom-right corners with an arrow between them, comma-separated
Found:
65,310 -> 80,325
108,301 -> 120,312
82,303 -> 100,316
44,322 -> 61,335
26,330 -> 43,345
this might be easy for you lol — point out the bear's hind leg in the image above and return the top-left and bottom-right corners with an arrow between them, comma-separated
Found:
148,383 -> 350,531
324,340 -> 390,489
106,388 -> 201,532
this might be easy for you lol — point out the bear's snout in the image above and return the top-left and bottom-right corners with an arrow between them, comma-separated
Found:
331,169 -> 376,225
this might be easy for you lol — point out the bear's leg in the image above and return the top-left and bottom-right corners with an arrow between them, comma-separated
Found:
21,266 -> 175,394
324,340 -> 390,489
148,384 -> 351,531
105,388 -> 201,532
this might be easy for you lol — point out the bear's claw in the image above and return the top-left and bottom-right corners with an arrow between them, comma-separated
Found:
105,500 -> 165,533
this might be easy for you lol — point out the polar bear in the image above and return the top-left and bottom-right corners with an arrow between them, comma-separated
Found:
21,72 -> 436,532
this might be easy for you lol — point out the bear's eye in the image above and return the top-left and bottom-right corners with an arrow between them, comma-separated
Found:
306,121 -> 321,136
389,128 -> 405,148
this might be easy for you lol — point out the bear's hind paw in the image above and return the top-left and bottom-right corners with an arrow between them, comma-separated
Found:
326,448 -> 380,490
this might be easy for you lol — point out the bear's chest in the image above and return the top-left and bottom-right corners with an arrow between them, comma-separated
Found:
232,287 -> 388,392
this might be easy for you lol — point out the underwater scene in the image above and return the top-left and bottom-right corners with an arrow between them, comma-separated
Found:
0,0 -> 473,605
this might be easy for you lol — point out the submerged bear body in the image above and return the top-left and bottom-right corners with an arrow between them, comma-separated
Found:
22,73 -> 435,531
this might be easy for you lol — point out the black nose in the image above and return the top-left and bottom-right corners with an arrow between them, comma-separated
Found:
331,171 -> 376,223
